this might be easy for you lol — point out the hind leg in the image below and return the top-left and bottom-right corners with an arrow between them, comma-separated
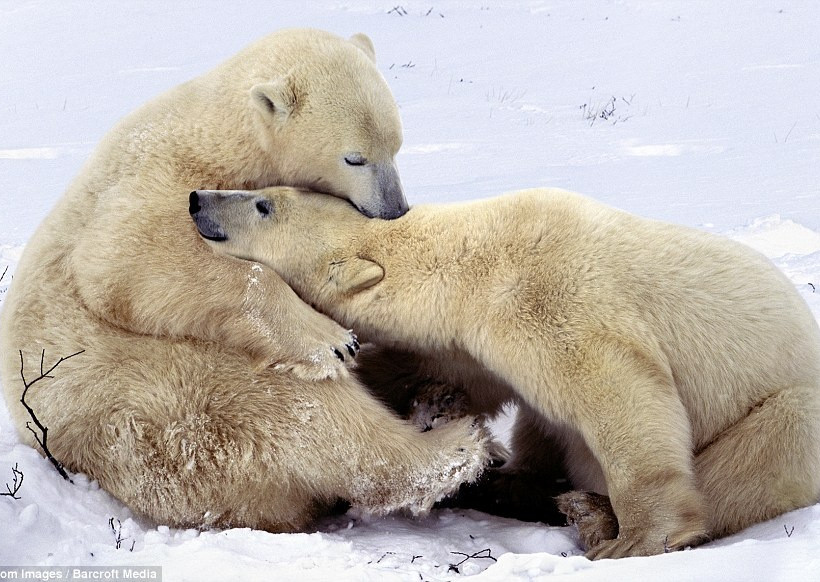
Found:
33,340 -> 330,530
557,386 -> 820,550
694,385 -> 820,536
24,336 -> 491,531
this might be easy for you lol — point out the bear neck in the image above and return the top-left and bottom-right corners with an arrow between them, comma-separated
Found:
164,82 -> 278,189
89,78 -> 278,193
334,204 -> 494,351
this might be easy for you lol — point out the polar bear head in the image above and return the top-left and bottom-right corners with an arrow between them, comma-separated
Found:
189,187 -> 384,299
243,30 -> 407,220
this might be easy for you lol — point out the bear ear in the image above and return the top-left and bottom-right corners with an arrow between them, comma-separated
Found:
332,257 -> 384,293
250,78 -> 296,123
349,33 -> 376,64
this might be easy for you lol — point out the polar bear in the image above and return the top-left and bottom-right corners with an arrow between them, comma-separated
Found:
191,186 -> 820,558
0,29 -> 492,531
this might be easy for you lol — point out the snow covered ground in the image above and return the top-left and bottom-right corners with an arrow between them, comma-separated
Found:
1,1 -> 819,580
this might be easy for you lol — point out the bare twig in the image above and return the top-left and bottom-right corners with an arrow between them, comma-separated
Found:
0,463 -> 24,499
448,548 -> 497,572
108,517 -> 123,550
0,265 -> 7,283
783,121 -> 797,143
110,517 -> 134,550
784,524 -> 795,538
580,93 -> 637,126
367,551 -> 396,565
19,349 -> 84,482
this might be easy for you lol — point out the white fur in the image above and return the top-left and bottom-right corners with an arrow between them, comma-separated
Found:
199,185 -> 820,557
0,30 -> 488,531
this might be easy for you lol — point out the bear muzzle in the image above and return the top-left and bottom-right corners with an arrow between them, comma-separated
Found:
190,191 -> 229,242
372,162 -> 409,220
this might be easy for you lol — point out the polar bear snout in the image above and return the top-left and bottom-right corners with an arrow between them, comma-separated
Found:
190,189 -> 280,244
189,190 -> 231,242
373,161 -> 408,220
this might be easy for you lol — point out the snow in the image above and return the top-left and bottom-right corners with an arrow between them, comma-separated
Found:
1,0 -> 819,580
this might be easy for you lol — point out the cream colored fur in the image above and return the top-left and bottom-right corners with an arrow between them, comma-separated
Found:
0,30 -> 491,531
195,186 -> 820,558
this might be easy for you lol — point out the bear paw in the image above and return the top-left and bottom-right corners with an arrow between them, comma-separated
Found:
408,383 -> 470,431
266,324 -> 360,381
410,416 -> 495,513
584,526 -> 709,560
557,490 -> 708,559
346,417 -> 495,518
555,490 -> 619,552
409,386 -> 510,464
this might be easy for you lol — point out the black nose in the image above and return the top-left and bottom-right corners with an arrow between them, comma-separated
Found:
189,191 -> 201,215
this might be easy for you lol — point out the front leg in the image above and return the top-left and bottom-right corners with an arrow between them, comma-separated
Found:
485,332 -> 708,558
557,337 -> 708,558
238,262 -> 360,380
72,190 -> 357,380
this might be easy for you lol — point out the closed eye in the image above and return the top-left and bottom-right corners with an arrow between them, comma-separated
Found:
344,153 -> 367,166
